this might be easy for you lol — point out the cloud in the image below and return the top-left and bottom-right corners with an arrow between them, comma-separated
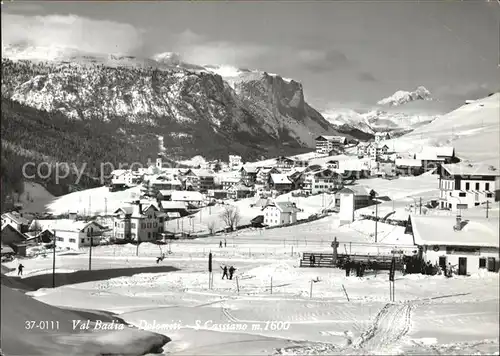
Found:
1,13 -> 144,55
2,2 -> 46,14
169,30 -> 269,67
357,72 -> 377,82
434,83 -> 496,100
297,49 -> 351,73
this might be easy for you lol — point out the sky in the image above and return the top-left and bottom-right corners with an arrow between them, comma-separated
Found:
1,0 -> 499,112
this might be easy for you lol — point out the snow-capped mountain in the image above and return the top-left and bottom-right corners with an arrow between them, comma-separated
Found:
322,107 -> 439,137
1,48 -> 361,161
322,108 -> 375,134
377,86 -> 432,107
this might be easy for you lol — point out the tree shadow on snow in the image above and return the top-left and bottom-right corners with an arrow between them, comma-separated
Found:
9,265 -> 180,290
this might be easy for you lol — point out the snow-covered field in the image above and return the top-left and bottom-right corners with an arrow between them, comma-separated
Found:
5,243 -> 499,355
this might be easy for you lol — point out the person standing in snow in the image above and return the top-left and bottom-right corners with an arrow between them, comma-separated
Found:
229,266 -> 236,280
18,264 -> 24,276
344,258 -> 351,277
224,239 -> 227,248
219,240 -> 223,248
221,265 -> 229,279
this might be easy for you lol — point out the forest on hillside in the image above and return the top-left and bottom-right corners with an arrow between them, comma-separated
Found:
0,98 -> 161,210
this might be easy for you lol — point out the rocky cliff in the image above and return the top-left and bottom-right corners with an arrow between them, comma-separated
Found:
1,56 -> 355,160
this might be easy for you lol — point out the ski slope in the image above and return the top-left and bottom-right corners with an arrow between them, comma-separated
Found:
385,93 -> 500,166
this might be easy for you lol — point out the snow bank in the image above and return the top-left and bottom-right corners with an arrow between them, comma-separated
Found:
244,262 -> 298,281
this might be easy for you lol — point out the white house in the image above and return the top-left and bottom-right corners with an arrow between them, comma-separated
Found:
408,214 -> 499,275
34,219 -> 106,250
438,162 -> 499,211
302,169 -> 342,195
262,202 -> 300,227
1,212 -> 30,232
221,177 -> 241,190
229,155 -> 242,170
315,136 -> 347,154
113,203 -> 165,242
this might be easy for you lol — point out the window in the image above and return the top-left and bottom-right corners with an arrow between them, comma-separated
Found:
458,192 -> 466,197
131,223 -> 136,229
465,182 -> 470,190
57,237 -> 64,242
141,223 -> 145,228
81,238 -> 85,243
479,258 -> 486,268
148,232 -> 151,239
147,223 -> 151,228
131,233 -> 136,239
485,183 -> 490,191
69,238 -> 76,243
475,183 -> 480,190
487,193 -> 493,198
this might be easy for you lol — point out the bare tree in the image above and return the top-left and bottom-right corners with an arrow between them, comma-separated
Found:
207,221 -> 216,235
219,205 -> 241,231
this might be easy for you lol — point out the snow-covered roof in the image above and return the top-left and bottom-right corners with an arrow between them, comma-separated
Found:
160,201 -> 188,210
253,198 -> 272,208
262,201 -> 300,213
441,162 -> 500,177
241,165 -> 259,174
315,135 -> 347,143
170,191 -> 205,202
228,183 -> 252,192
33,219 -> 105,233
395,159 -> 422,167
221,177 -> 241,183
410,215 -> 499,248
190,169 -> 215,177
270,174 -> 292,184
339,185 -> 374,196
1,212 -> 30,225
1,224 -> 27,239
414,151 -> 445,161
416,146 -> 454,160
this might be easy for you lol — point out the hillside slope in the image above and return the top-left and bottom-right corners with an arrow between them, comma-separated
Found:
386,93 -> 500,166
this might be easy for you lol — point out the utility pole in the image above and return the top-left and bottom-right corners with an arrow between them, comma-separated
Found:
374,202 -> 378,243
89,231 -> 93,271
486,200 -> 489,218
104,197 -> 108,216
52,229 -> 56,288
89,196 -> 91,219
419,197 -> 422,215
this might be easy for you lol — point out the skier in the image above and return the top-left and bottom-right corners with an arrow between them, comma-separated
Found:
221,265 -> 229,279
229,266 -> 236,280
18,264 -> 24,276
219,240 -> 223,248
224,239 -> 227,248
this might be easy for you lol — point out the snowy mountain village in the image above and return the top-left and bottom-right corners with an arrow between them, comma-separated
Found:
2,120 -> 499,279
